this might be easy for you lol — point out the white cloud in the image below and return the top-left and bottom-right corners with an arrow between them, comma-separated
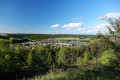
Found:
94,24 -> 108,30
62,22 -> 83,28
99,12 -> 120,19
77,28 -> 86,32
50,24 -> 60,28
77,24 -> 110,34
72,16 -> 82,20
87,24 -> 109,33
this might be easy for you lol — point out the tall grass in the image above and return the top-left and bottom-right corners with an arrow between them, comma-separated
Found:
27,72 -> 67,80
27,69 -> 118,80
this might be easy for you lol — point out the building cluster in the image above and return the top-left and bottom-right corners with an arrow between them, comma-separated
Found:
20,39 -> 88,47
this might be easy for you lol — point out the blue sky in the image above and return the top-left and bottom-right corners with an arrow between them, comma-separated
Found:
0,0 -> 120,34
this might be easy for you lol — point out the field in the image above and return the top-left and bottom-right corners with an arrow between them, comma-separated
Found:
79,37 -> 91,42
55,37 -> 79,40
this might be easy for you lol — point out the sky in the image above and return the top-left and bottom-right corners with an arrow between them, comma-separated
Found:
0,0 -> 120,34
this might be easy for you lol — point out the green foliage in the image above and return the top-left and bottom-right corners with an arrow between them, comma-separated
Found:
47,51 -> 52,65
45,46 -> 58,69
0,39 -> 10,48
88,37 -> 116,57
27,50 -> 33,66
57,47 -> 66,66
28,72 -> 68,80
98,50 -> 117,66
9,37 -> 13,44
32,45 -> 47,67
22,34 -> 95,40
101,18 -> 120,42
83,52 -> 90,63
28,66 -> 119,80
0,48 -> 24,72
5,54 -> 11,59
76,57 -> 83,65
0,33 -> 120,80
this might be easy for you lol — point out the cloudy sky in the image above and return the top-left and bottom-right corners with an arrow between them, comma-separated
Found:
0,0 -> 120,34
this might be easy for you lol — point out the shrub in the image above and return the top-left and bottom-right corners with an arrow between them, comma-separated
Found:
98,50 -> 117,66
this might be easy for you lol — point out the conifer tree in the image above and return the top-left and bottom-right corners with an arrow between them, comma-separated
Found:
27,50 -> 33,66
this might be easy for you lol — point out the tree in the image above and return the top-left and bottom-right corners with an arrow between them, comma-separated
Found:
57,47 -> 66,66
88,37 -> 115,57
32,45 -> 47,67
9,37 -> 13,44
101,17 -> 120,42
0,48 -> 23,72
98,49 -> 117,66
0,39 -> 10,49
83,52 -> 90,63
27,50 -> 33,66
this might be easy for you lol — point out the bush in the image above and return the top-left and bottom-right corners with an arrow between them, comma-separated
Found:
98,50 -> 117,66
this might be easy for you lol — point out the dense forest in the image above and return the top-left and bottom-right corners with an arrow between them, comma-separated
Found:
0,34 -> 94,40
0,18 -> 120,80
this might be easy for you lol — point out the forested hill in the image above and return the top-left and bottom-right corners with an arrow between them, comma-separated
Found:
0,34 -> 95,40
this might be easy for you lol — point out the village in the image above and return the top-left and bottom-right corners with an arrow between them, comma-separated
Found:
20,38 -> 88,47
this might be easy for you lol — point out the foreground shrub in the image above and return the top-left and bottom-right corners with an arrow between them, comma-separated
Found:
98,49 -> 117,66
